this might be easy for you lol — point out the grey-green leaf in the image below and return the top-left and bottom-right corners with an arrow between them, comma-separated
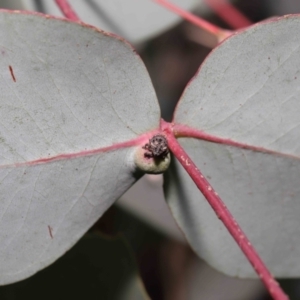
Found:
0,11 -> 160,284
16,0 -> 206,44
167,15 -> 300,278
0,233 -> 150,300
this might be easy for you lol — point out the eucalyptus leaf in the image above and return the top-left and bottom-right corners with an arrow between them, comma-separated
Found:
0,233 -> 150,300
167,15 -> 300,278
0,11 -> 160,285
19,0 -> 205,44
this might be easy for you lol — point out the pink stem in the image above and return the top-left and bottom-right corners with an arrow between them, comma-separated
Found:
163,123 -> 289,300
204,0 -> 252,29
152,0 -> 231,41
55,0 -> 80,21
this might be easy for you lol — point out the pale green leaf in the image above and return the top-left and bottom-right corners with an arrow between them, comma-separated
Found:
0,11 -> 160,284
19,0 -> 207,44
167,15 -> 300,278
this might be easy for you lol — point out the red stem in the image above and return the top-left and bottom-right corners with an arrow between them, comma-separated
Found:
55,0 -> 80,21
163,123 -> 289,300
152,0 -> 231,42
204,0 -> 252,29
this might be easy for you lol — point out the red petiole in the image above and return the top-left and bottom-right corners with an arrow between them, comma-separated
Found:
162,120 -> 288,300
204,0 -> 252,29
152,0 -> 231,42
55,0 -> 80,21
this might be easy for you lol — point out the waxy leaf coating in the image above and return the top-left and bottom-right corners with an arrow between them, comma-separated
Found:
2,7 -> 300,287
0,11 -> 160,284
167,15 -> 300,277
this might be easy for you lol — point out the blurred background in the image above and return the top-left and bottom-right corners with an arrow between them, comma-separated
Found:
0,1 -> 300,299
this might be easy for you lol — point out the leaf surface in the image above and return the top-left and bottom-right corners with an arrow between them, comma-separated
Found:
0,233 -> 150,300
20,0 -> 205,44
0,11 -> 160,284
167,15 -> 300,277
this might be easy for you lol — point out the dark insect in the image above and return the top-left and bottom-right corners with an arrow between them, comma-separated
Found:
143,134 -> 169,158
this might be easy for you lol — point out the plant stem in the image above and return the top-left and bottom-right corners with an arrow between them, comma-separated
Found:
163,124 -> 289,300
204,0 -> 252,29
55,0 -> 80,21
152,0 -> 231,42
